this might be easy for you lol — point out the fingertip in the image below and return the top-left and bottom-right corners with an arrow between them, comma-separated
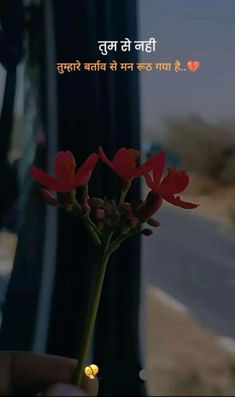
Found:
45,382 -> 85,396
81,375 -> 99,397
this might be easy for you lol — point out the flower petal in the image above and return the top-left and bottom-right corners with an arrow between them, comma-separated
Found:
163,194 -> 199,209
55,151 -> 76,181
99,147 -> 140,181
74,153 -> 98,186
160,169 -> 189,195
138,152 -> 166,184
144,173 -> 158,192
113,148 -> 140,181
152,152 -> 166,185
99,147 -> 114,170
32,166 -> 73,192
113,148 -> 139,165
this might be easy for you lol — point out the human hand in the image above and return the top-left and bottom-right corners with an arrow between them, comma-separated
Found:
0,352 -> 98,396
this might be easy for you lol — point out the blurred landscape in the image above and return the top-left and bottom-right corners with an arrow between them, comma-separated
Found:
145,116 -> 235,228
143,116 -> 235,395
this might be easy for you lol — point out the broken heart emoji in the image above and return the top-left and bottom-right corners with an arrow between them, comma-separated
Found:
187,60 -> 200,72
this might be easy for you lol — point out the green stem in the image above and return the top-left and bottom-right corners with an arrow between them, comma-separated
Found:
119,180 -> 131,206
83,219 -> 102,247
119,189 -> 127,206
108,229 -> 143,255
73,202 -> 102,246
73,234 -> 112,387
108,234 -> 127,253
85,217 -> 102,245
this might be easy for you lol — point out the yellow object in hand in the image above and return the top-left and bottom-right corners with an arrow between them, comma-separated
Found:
85,364 -> 99,379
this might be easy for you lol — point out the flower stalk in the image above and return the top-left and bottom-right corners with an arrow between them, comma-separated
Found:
72,201 -> 102,246
119,180 -> 131,206
73,233 -> 113,387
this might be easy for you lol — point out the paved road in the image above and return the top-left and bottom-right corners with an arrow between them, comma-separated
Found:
145,206 -> 235,339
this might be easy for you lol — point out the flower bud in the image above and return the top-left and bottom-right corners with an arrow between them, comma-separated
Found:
142,228 -> 153,236
121,202 -> 131,211
88,198 -> 104,208
147,218 -> 161,227
96,209 -> 105,220
81,203 -> 91,217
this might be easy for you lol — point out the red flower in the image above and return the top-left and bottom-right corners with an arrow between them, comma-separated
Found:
99,147 -> 166,183
32,151 -> 98,192
144,156 -> 198,209
137,151 -> 166,178
99,147 -> 140,182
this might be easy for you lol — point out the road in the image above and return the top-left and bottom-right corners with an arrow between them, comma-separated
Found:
145,206 -> 235,339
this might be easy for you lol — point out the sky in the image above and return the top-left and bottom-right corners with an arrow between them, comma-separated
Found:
1,1 -> 235,135
139,0 -> 235,134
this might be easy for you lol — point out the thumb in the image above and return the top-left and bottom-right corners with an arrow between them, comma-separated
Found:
45,382 -> 86,396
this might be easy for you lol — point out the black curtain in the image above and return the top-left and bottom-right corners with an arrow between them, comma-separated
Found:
0,1 -> 146,395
